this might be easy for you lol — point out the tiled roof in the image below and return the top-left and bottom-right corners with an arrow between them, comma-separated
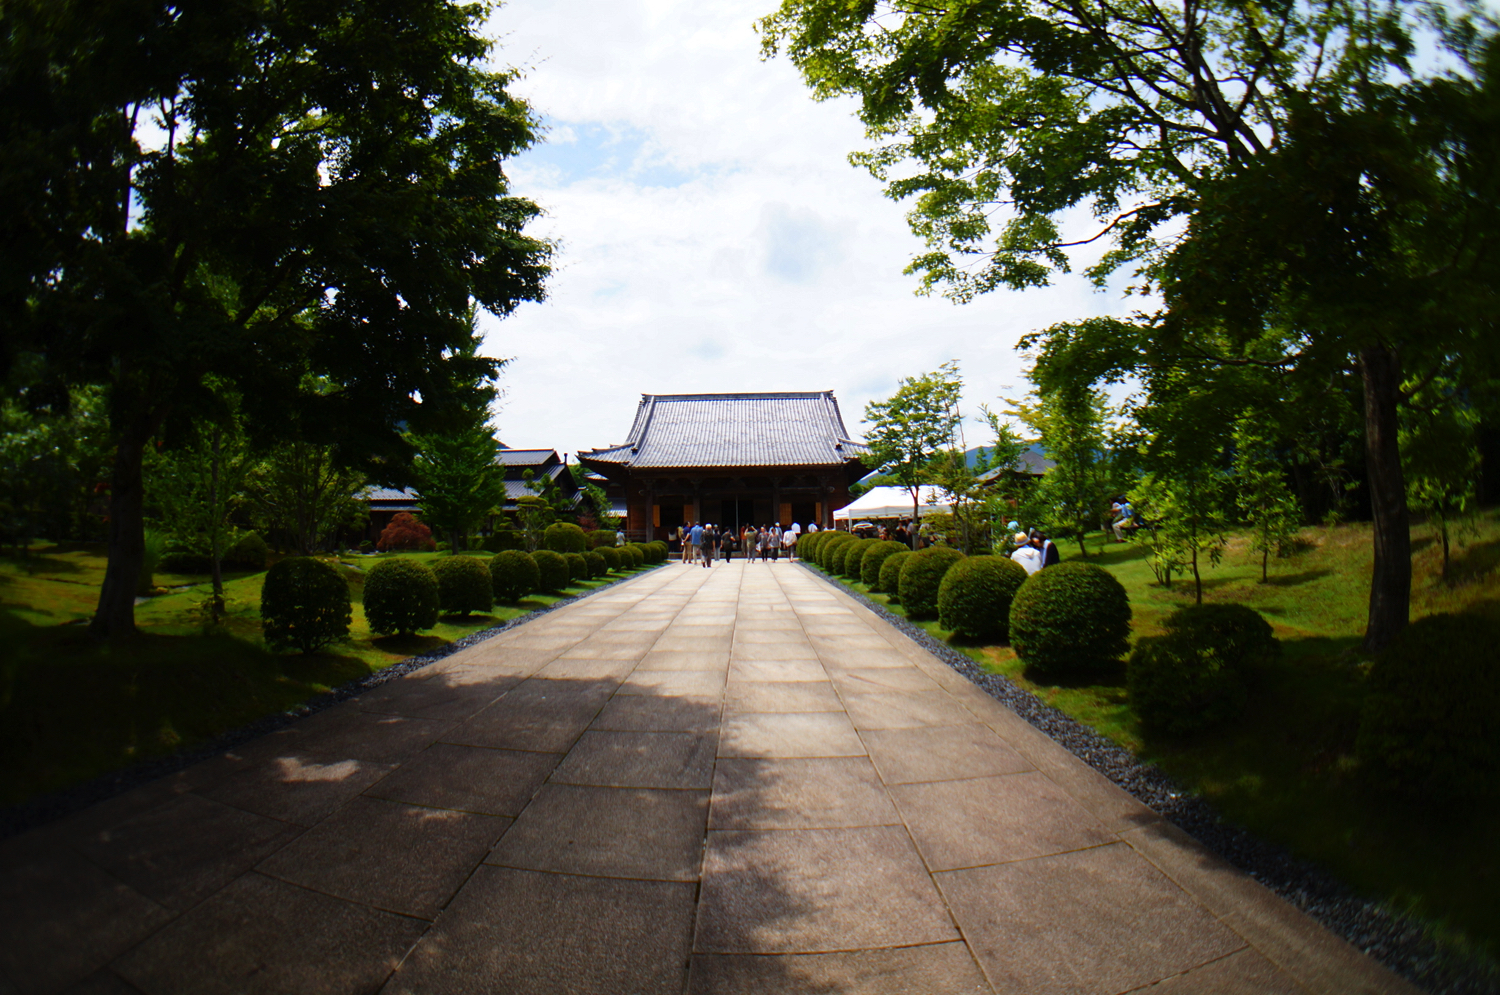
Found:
362,486 -> 420,503
579,392 -> 869,469
496,449 -> 560,467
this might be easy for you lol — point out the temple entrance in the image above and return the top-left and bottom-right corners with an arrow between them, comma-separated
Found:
713,498 -> 756,531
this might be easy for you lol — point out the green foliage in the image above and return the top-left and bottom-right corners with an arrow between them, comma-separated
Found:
1009,385 -> 1117,556
488,550 -> 538,604
362,558 -> 440,636
897,547 -> 965,619
482,530 -> 525,553
1233,416 -> 1303,583
225,533 -> 269,571
0,387 -> 112,549
621,544 -> 645,568
138,529 -> 168,595
1009,562 -> 1132,675
584,550 -> 607,579
260,557 -> 351,652
514,496 -> 555,552
377,512 -> 437,552
797,531 -> 824,560
1162,604 -> 1281,671
1357,613 -> 1500,798
587,529 -> 618,549
431,555 -> 493,616
860,362 -> 962,540
817,532 -> 854,570
878,550 -> 912,599
860,540 -> 908,588
530,549 -> 569,593
1401,381 -> 1482,581
563,551 -> 588,583
1129,467 -> 1231,605
1128,633 -> 1248,736
937,555 -> 1028,640
598,546 -> 622,572
831,537 -> 868,577
412,415 -> 507,554
543,522 -> 588,554
648,541 -> 669,561
244,441 -> 369,557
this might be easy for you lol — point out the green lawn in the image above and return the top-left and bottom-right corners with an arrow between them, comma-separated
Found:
814,514 -> 1500,967
0,545 -> 653,805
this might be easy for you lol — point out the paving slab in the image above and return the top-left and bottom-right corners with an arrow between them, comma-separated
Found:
1,561 -> 1421,995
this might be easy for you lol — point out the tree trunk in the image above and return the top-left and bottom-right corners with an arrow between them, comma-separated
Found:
1358,345 -> 1411,653
91,427 -> 150,639
209,431 -> 225,604
911,492 -> 919,550
1191,545 -> 1203,604
1261,547 -> 1268,584
1440,523 -> 1450,581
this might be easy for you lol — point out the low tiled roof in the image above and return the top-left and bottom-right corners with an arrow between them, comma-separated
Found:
362,486 -> 420,503
579,392 -> 869,470
496,449 -> 560,467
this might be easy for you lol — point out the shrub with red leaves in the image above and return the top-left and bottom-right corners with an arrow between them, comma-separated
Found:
377,512 -> 436,552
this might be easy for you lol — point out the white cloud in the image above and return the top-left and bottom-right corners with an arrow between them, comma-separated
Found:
479,0 -> 1141,457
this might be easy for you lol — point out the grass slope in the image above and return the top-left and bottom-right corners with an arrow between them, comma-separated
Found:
0,546 -> 650,805
815,514 -> 1500,966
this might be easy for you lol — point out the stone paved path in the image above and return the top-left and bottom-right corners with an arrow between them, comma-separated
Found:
1,562 -> 1421,995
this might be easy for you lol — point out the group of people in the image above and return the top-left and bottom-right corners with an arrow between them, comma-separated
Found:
1006,523 -> 1061,576
679,522 -> 802,568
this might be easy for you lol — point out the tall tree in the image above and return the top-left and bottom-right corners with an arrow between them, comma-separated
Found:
412,426 -> 507,553
862,362 -> 963,548
1,0 -> 551,637
247,442 -> 368,556
761,0 -> 1500,651
1008,385 -> 1115,555
1400,381 -> 1483,581
1233,416 -> 1303,583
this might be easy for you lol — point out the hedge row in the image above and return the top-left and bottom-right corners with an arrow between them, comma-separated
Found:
260,548 -> 656,650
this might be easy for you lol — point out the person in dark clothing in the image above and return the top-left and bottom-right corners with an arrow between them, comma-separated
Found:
701,525 -> 716,568
1038,532 -> 1061,568
721,528 -> 733,562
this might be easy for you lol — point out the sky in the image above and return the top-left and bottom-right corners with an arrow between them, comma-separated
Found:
480,0 -> 1140,459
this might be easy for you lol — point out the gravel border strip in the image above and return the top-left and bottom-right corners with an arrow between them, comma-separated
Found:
0,565 -> 664,842
800,564 -> 1496,995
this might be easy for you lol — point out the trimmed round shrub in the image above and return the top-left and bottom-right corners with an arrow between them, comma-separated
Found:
531,549 -> 569,592
564,552 -> 588,583
543,522 -> 588,554
1161,603 -> 1280,671
878,550 -> 912,599
1009,561 -> 1132,675
587,529 -> 618,548
830,537 -> 865,577
598,545 -> 623,572
898,547 -> 965,619
626,544 -> 646,567
489,550 -> 539,603
584,550 -> 608,579
261,557 -> 351,652
432,555 -> 494,616
362,557 -> 440,636
938,555 -> 1028,639
1357,613 -> 1500,798
226,532 -> 269,571
845,538 -> 881,579
650,540 -> 669,560
860,540 -> 908,589
1128,633 -> 1248,736
817,532 -> 854,570
796,531 -> 820,559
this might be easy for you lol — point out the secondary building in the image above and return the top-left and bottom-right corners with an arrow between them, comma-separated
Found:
578,391 -> 870,542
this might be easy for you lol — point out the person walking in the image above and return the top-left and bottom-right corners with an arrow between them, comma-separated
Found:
688,522 -> 704,566
782,526 -> 796,562
1112,498 -> 1134,542
742,524 -> 755,563
769,524 -> 782,562
701,524 -> 717,568
680,523 -> 693,564
721,525 -> 734,563
1010,532 -> 1043,575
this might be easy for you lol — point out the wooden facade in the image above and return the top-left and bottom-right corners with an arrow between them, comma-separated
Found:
578,392 -> 869,542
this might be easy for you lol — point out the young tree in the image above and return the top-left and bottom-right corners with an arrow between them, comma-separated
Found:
1233,417 -> 1304,583
1009,386 -> 1114,556
147,401 -> 257,614
862,362 -> 963,548
760,1 -> 1500,651
1400,385 -> 1483,581
1,0 -> 551,637
248,443 -> 368,556
412,426 -> 506,554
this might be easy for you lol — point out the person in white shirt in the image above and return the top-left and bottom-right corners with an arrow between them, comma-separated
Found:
1010,532 -> 1043,575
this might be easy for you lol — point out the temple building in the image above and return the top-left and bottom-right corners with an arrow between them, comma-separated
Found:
578,391 -> 870,542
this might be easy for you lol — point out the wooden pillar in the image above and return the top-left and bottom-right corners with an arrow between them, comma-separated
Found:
770,476 -> 781,529
643,478 -> 655,541
820,476 -> 833,530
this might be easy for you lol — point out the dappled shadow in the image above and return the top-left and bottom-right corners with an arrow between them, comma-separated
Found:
1445,539 -> 1500,584
0,551 -> 88,577
1021,660 -> 1128,690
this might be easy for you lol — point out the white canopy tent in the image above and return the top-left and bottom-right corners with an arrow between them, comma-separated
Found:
834,485 -> 952,523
